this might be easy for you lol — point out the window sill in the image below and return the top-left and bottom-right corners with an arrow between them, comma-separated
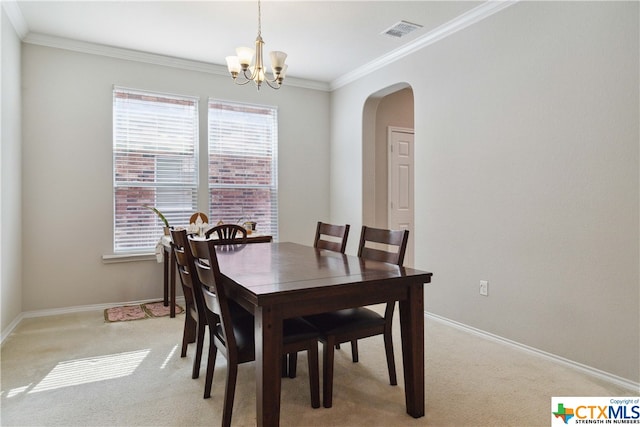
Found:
102,253 -> 159,264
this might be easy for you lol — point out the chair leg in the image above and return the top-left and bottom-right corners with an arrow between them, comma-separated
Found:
281,354 -> 288,378
383,331 -> 397,386
322,337 -> 335,408
222,362 -> 238,427
192,319 -> 206,379
181,314 -> 196,357
350,339 -> 359,363
187,319 -> 197,343
204,336 -> 217,399
307,345 -> 320,408
288,352 -> 298,378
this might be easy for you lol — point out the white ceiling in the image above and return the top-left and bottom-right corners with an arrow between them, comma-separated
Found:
10,1 -> 486,86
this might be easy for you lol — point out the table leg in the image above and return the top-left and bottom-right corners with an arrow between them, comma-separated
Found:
163,246 -> 169,307
169,247 -> 176,318
399,283 -> 425,418
255,306 -> 282,427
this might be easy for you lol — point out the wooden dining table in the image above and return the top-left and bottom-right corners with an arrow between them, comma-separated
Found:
214,241 -> 433,427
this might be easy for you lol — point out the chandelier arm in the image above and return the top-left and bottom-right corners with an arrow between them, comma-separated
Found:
232,77 -> 255,86
264,79 -> 282,90
265,73 -> 282,83
242,66 -> 260,82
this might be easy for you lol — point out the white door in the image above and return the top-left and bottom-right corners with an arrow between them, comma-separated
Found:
388,127 -> 414,267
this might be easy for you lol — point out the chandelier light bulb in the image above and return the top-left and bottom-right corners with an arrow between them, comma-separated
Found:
226,56 -> 241,76
236,47 -> 255,69
269,51 -> 287,73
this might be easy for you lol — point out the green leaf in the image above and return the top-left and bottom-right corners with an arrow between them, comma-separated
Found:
143,205 -> 170,228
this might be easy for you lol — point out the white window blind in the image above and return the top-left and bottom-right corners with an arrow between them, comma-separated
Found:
208,99 -> 278,239
113,87 -> 198,252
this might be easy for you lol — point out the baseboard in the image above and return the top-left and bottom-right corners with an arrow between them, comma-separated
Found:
1,297 -> 186,345
425,312 -> 640,393
1,313 -> 25,344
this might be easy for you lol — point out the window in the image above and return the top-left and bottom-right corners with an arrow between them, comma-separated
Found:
112,90 -> 278,253
208,100 -> 278,239
113,87 -> 198,252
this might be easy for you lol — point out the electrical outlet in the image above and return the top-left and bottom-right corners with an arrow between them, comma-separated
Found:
479,280 -> 489,296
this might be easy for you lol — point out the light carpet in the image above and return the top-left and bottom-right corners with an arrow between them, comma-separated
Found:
0,306 -> 633,426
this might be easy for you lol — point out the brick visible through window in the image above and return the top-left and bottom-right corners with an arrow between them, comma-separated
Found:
208,99 -> 278,239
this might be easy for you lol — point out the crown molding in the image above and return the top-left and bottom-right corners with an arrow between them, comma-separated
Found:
22,32 -> 331,92
24,32 -> 224,73
330,0 -> 518,91
2,0 -> 28,38
16,1 -> 516,93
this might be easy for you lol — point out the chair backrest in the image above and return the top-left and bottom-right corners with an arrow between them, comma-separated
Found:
188,236 -> 237,354
357,226 -> 409,266
190,212 -> 209,224
170,228 -> 206,313
314,221 -> 350,253
205,224 -> 247,244
171,228 -> 196,292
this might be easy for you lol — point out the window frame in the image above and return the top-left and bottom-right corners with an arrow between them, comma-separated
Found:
112,86 -> 199,253
207,99 -> 279,240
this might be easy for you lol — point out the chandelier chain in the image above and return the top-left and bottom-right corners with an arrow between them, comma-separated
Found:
257,0 -> 262,37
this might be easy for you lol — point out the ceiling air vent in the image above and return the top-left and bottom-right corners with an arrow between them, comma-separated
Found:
381,20 -> 423,38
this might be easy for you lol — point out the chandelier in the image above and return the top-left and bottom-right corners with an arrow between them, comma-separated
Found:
225,0 -> 287,90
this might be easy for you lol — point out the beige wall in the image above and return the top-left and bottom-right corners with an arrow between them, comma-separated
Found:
1,9 -> 23,336
19,44 -> 330,313
331,2 -> 639,383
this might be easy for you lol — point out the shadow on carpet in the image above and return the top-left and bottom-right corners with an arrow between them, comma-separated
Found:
104,301 -> 184,322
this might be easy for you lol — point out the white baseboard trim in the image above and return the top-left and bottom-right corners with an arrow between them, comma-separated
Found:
1,313 -> 25,344
425,312 -> 640,393
1,297 -> 186,345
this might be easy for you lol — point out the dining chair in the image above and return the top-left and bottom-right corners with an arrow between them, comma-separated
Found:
170,228 -> 207,379
287,221 -> 351,378
303,225 -> 409,408
315,221 -> 348,362
205,223 -> 247,244
188,236 -> 321,426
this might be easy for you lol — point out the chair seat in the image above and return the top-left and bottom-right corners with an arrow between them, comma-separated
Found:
283,318 -> 320,344
218,313 -> 319,362
212,314 -> 253,362
204,289 -> 252,319
228,299 -> 252,319
304,308 -> 384,336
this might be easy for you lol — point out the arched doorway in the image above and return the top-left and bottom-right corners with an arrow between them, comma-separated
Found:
362,83 -> 415,266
